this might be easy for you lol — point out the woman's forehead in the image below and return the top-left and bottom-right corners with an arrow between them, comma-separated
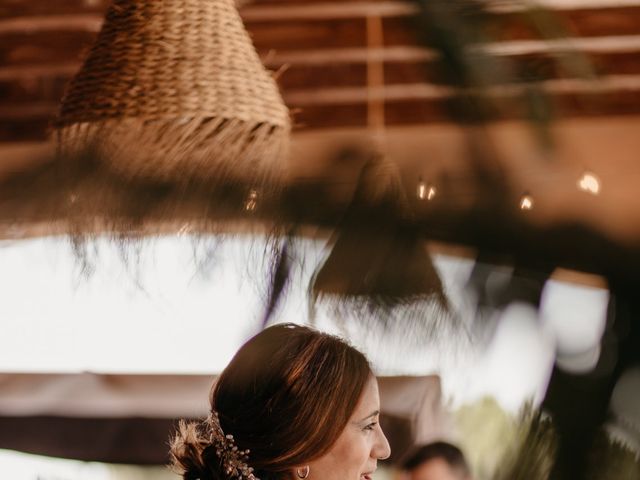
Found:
352,376 -> 380,418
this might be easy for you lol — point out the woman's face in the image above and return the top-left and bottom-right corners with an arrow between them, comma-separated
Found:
302,375 -> 391,480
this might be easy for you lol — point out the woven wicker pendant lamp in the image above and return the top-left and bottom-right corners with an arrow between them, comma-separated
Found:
311,157 -> 448,303
310,155 -> 450,333
309,16 -> 451,342
54,0 -> 290,186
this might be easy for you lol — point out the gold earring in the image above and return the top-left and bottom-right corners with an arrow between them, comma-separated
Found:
296,466 -> 310,479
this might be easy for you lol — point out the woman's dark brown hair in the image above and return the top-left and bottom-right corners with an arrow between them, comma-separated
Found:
170,323 -> 372,480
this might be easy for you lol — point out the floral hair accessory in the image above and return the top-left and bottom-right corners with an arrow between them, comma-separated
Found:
207,411 -> 259,480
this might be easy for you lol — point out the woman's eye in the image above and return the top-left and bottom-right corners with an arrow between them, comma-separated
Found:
364,422 -> 378,431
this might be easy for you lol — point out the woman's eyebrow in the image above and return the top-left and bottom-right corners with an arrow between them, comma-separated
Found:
357,410 -> 380,423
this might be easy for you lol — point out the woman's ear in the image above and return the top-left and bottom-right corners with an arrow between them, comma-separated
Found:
285,466 -> 306,480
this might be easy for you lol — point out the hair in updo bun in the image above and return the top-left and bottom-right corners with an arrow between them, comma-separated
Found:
170,323 -> 372,480
170,419 -> 220,480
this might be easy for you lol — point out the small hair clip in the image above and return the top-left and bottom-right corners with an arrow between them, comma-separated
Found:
207,411 -> 259,480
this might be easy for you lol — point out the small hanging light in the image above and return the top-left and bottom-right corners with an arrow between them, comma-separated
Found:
417,179 -> 436,201
577,171 -> 601,195
244,189 -> 259,212
519,192 -> 534,211
177,223 -> 192,236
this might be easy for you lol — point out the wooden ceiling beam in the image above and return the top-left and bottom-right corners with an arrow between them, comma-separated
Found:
1,8 -> 640,67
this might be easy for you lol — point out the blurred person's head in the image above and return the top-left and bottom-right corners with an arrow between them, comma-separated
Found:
171,323 -> 391,480
402,442 -> 472,480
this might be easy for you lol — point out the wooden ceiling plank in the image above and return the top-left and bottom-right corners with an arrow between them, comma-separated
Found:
265,35 -> 640,66
0,117 -> 50,142
1,8 -> 640,67
0,103 -> 58,120
249,7 -> 640,47
0,0 -> 108,18
277,63 -> 368,89
0,76 -> 68,104
2,0 -> 640,21
487,0 -> 640,12
282,74 -> 640,106
382,51 -> 640,84
0,31 -> 96,68
264,46 -> 433,65
0,62 -> 80,81
383,7 -> 640,46
248,17 -> 368,51
263,35 -> 640,68
0,15 -> 102,34
250,0 -> 640,7
2,33 -> 638,73
482,34 -> 640,55
240,1 -> 417,21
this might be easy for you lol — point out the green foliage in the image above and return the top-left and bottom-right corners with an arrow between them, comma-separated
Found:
454,397 -> 519,479
455,397 -> 640,480
493,407 -> 557,480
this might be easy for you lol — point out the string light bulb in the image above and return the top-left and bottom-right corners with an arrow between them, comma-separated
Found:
577,171 -> 601,195
519,192 -> 534,211
244,189 -> 259,212
417,179 -> 436,201
177,223 -> 193,236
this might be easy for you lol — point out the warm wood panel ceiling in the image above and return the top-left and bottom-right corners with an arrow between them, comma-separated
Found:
1,0 -> 640,141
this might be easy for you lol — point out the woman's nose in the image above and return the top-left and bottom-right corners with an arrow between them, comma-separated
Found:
374,427 -> 391,460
